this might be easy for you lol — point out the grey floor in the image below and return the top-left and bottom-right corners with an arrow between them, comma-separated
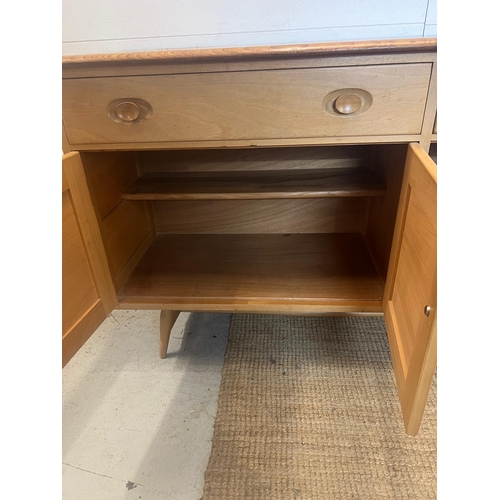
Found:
62,310 -> 231,500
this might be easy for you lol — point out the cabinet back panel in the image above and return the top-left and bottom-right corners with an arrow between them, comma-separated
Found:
153,198 -> 367,234
137,146 -> 371,173
142,146 -> 373,235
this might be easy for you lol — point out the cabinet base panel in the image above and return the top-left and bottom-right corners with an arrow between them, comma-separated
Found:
117,233 -> 384,313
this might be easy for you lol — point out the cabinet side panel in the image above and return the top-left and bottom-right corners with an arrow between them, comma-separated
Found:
81,152 -> 155,291
365,144 -> 407,279
419,61 -> 437,152
83,152 -> 140,219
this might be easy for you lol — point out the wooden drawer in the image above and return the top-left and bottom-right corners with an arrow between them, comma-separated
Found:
62,63 -> 432,147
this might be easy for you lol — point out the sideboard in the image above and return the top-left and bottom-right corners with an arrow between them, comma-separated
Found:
62,38 -> 437,435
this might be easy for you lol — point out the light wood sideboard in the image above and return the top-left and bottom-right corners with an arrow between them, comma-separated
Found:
62,38 -> 437,436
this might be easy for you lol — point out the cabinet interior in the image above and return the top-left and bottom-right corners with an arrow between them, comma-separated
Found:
80,144 -> 407,313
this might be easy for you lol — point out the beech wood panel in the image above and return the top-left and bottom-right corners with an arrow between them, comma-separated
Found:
81,151 -> 155,291
62,190 -> 101,335
139,146 -> 371,173
431,115 -> 437,143
62,52 -> 436,80
123,168 -> 385,201
383,143 -> 437,436
419,62 -> 437,152
153,198 -> 367,234
100,200 -> 152,289
365,144 -> 407,279
62,153 -> 117,312
82,152 -> 139,219
62,168 -> 70,194
117,233 -> 384,310
63,38 -> 437,65
63,63 -> 431,146
114,229 -> 156,293
159,310 -> 180,359
62,121 -> 71,154
67,135 -> 423,152
62,153 -> 117,367
62,300 -> 107,367
117,302 -> 384,314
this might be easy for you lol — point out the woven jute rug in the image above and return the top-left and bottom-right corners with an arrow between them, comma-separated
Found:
202,315 -> 436,500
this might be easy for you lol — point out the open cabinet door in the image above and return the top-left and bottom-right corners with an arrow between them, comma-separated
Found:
383,143 -> 437,436
62,152 -> 117,367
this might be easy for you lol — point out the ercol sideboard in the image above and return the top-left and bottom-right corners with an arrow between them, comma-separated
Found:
62,38 -> 437,435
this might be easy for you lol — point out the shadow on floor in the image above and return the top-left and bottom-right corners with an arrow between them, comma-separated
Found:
62,310 -> 231,500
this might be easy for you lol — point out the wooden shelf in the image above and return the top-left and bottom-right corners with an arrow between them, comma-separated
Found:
122,168 -> 385,201
117,233 -> 384,312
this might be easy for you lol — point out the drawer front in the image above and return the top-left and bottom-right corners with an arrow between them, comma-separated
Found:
63,63 -> 431,146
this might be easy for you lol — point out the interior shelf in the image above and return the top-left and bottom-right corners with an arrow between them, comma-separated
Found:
122,168 -> 385,201
117,233 -> 384,312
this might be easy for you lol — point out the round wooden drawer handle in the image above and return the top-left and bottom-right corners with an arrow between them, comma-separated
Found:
115,101 -> 141,122
323,88 -> 372,117
334,93 -> 363,115
108,98 -> 152,125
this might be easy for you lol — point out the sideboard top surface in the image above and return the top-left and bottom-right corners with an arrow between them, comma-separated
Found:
62,38 -> 437,151
63,38 -> 437,66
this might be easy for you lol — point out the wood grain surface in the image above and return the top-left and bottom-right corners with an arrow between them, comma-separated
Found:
63,63 -> 431,146
62,189 -> 101,336
82,151 -> 139,219
138,146 -> 371,173
63,38 -> 437,65
63,153 -> 117,313
81,152 -> 155,291
153,198 -> 368,234
159,310 -> 180,358
122,168 -> 385,201
419,61 -> 438,152
365,144 -> 407,279
62,152 -> 117,367
117,233 -> 384,310
67,135 -> 423,151
383,143 -> 437,435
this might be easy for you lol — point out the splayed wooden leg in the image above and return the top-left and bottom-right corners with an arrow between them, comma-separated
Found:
159,310 -> 180,358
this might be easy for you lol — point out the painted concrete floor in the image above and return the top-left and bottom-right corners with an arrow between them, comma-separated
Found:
62,310 -> 231,500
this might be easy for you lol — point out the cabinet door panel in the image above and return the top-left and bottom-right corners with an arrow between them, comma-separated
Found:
62,152 -> 117,367
383,143 -> 436,435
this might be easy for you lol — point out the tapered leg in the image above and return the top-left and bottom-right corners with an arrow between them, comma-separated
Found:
159,310 -> 180,358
